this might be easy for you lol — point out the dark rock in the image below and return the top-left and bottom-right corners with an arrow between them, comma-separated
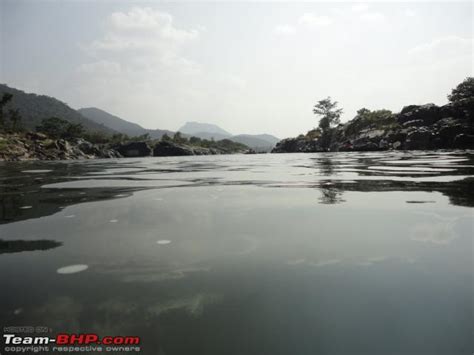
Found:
392,141 -> 402,150
56,139 -> 71,152
397,103 -> 442,126
116,141 -> 151,157
386,130 -> 407,143
272,137 -> 323,153
153,141 -> 195,156
400,105 -> 420,115
439,103 -> 465,118
352,139 -> 380,151
73,138 -> 98,155
401,119 -> 425,127
404,128 -> 434,150
378,139 -> 389,150
438,124 -> 465,148
25,132 -> 47,141
453,134 -> 474,149
192,147 -> 213,155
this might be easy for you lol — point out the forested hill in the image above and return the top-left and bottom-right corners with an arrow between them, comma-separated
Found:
78,107 -> 174,139
0,84 -> 115,134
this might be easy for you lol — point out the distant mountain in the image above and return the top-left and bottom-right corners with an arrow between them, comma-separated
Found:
178,121 -> 279,151
78,107 -> 145,136
230,134 -> 280,152
78,107 -> 174,139
179,122 -> 232,137
0,84 -> 114,134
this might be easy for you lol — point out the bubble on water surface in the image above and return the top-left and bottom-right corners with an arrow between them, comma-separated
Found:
20,206 -> 32,209
157,240 -> 171,245
57,264 -> 88,274
65,214 -> 75,218
109,219 -> 118,223
13,308 -> 23,315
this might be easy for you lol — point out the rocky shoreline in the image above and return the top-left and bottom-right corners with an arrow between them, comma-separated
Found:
2,102 -> 472,161
0,132 -> 251,161
272,101 -> 473,153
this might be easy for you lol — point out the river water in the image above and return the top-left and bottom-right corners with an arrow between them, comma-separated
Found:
0,151 -> 473,355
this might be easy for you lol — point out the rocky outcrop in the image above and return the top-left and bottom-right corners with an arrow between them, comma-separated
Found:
0,133 -> 121,161
115,141 -> 152,157
272,136 -> 324,153
272,102 -> 474,153
153,141 -> 221,156
153,141 -> 194,156
0,133 -> 251,160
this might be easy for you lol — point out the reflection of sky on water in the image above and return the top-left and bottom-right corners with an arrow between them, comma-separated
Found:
0,151 -> 472,354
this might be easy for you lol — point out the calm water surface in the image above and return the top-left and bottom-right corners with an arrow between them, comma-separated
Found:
0,151 -> 473,355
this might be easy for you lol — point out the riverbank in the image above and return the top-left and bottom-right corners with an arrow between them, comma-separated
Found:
0,132 -> 253,161
272,101 -> 474,153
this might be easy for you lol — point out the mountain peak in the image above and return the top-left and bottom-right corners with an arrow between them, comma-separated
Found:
179,122 -> 232,136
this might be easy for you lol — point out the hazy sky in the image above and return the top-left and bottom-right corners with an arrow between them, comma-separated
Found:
0,1 -> 472,137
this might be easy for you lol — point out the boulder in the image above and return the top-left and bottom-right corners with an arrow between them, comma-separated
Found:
153,141 -> 195,156
397,104 -> 442,126
392,141 -> 402,150
404,128 -> 434,150
73,138 -> 98,155
272,137 -> 302,153
438,124 -> 465,148
453,134 -> 474,149
386,130 -> 407,143
116,141 -> 151,157
192,147 -> 213,155
401,119 -> 425,128
272,137 -> 324,153
352,139 -> 380,151
25,132 -> 47,141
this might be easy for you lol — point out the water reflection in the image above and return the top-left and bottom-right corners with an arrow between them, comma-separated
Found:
0,239 -> 62,254
0,152 -> 472,355
1,152 -> 473,225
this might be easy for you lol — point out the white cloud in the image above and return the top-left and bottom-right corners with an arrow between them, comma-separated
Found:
108,7 -> 198,42
77,60 -> 121,75
225,75 -> 247,89
75,7 -> 205,129
88,7 -> 199,61
274,24 -> 296,36
352,3 -> 369,13
298,13 -> 333,27
409,36 -> 473,56
405,9 -> 416,17
359,12 -> 385,22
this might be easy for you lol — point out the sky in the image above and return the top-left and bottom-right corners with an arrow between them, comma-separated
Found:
0,1 -> 472,138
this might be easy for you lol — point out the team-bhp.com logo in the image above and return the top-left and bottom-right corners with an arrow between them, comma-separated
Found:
2,333 -> 141,353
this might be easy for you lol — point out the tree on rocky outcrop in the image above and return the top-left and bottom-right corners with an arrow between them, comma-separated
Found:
0,93 -> 13,129
173,131 -> 187,144
8,108 -> 22,131
189,136 -> 202,145
36,117 -> 84,139
161,133 -> 172,142
344,108 -> 395,137
448,77 -> 474,103
448,77 -> 474,119
313,97 -> 343,130
313,97 -> 343,149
